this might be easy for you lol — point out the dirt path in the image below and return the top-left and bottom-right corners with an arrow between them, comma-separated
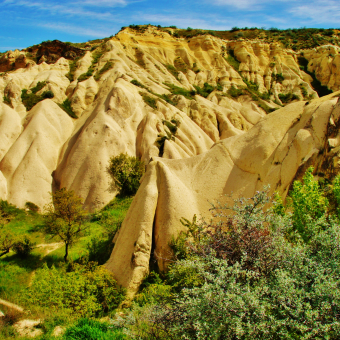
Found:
35,242 -> 64,256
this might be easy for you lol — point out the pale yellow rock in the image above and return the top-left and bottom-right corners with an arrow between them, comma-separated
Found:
71,76 -> 99,117
0,26 -> 339,215
0,58 -> 70,117
304,45 -> 340,92
0,103 -> 22,161
0,170 -> 7,200
0,100 -> 73,209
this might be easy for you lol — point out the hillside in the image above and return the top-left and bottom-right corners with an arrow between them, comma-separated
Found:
0,25 -> 339,211
1,24 -> 340,337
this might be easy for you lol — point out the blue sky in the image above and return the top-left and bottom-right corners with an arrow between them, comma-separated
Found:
0,0 -> 340,52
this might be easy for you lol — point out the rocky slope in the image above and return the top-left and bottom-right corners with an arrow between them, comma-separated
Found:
0,26 -> 340,292
1,26 -> 338,210
1,26 -> 340,292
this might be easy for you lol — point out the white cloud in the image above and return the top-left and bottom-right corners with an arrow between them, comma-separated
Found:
76,0 -> 127,6
208,0 -> 263,10
38,23 -> 113,37
1,0 -> 128,20
290,0 -> 340,24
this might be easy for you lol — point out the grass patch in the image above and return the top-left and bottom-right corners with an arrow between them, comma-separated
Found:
163,82 -> 196,100
135,49 -> 146,68
131,80 -> 179,107
164,64 -> 179,79
174,57 -> 189,74
140,92 -> 157,109
21,82 -> 54,111
131,79 -> 147,89
279,92 -> 300,103
58,98 -> 77,118
227,85 -> 244,98
66,58 -> 80,82
78,46 -> 105,82
94,61 -> 114,81
31,81 -> 46,94
225,50 -> 240,71
3,95 -> 11,107
272,73 -> 284,83
194,83 -> 216,98
258,102 -> 277,113
64,318 -> 127,340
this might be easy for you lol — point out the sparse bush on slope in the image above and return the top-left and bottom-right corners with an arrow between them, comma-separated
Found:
107,153 -> 145,197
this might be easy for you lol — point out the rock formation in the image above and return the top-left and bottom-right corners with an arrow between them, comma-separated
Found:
1,26 -> 340,293
106,92 -> 340,298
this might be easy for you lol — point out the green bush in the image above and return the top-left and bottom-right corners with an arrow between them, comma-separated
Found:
272,72 -> 284,83
31,81 -> 46,94
12,236 -> 35,258
78,47 -> 105,82
287,167 -> 329,242
64,318 -> 127,340
78,70 -> 93,82
163,83 -> 196,100
131,79 -> 146,89
0,199 -> 22,221
58,98 -> 77,118
279,92 -> 300,103
107,153 -> 145,197
0,227 -> 16,258
41,90 -> 54,99
66,58 -> 80,82
193,82 -> 215,98
297,56 -> 333,97
141,93 -> 157,109
26,263 -> 125,317
21,82 -> 54,111
25,201 -> 40,213
227,85 -> 244,97
225,50 -> 240,71
3,95 -> 12,107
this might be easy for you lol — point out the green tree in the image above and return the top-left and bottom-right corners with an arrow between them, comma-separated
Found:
0,227 -> 16,258
107,153 -> 145,196
289,167 -> 328,242
43,188 -> 88,262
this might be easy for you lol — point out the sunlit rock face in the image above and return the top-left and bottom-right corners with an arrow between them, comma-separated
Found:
1,28 -> 340,288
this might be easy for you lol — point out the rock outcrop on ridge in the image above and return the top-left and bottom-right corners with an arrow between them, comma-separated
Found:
1,26 -> 340,293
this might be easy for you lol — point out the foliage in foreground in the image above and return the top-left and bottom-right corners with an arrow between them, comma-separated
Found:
116,168 -> 340,339
26,262 -> 125,317
64,318 -> 127,340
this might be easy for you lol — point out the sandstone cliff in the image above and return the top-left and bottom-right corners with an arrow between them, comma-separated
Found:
1,26 -> 339,213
